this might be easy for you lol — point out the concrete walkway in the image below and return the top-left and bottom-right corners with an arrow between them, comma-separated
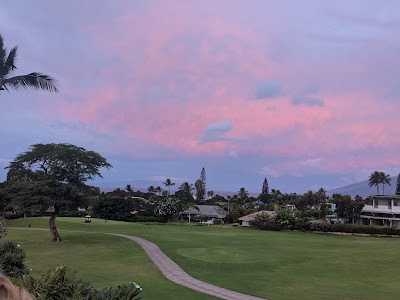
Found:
10,228 -> 268,300
112,233 -> 268,300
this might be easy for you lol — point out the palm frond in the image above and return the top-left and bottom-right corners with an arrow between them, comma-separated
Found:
0,33 -> 5,67
4,72 -> 59,92
1,46 -> 18,77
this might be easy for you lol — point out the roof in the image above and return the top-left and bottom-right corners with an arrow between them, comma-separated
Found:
181,205 -> 226,219
238,210 -> 276,222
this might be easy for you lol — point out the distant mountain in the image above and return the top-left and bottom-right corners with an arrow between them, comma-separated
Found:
327,176 -> 398,198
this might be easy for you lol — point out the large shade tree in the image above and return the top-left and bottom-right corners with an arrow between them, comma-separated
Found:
0,34 -> 58,92
4,143 -> 111,241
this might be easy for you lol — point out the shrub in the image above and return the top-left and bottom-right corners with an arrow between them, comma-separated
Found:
309,220 -> 331,232
330,224 -> 400,235
134,215 -> 164,223
252,219 -> 283,231
193,215 -> 209,223
0,241 -> 30,278
19,265 -> 142,300
0,217 -> 6,240
213,218 -> 224,225
2,212 -> 25,220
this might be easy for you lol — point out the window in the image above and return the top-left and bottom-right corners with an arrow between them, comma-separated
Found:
389,201 -> 392,209
394,201 -> 398,207
374,200 -> 378,208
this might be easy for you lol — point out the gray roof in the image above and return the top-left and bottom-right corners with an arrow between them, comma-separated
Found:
181,205 -> 226,219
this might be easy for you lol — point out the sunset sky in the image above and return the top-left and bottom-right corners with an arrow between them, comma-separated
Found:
1,0 -> 399,193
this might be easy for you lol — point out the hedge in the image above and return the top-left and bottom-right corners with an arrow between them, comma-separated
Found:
330,224 -> 400,236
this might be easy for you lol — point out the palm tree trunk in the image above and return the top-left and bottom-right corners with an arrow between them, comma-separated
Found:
188,212 -> 191,224
382,183 -> 385,196
49,214 -> 62,242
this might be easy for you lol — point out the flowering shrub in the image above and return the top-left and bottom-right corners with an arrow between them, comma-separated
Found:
309,220 -> 331,232
0,241 -> 30,278
154,197 -> 181,222
252,218 -> 283,231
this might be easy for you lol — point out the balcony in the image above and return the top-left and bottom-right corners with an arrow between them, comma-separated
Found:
362,204 -> 400,214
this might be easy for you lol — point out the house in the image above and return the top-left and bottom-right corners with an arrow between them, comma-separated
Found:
180,205 -> 226,222
358,195 -> 400,228
238,210 -> 276,227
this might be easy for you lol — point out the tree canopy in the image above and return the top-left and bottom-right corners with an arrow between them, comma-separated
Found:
3,143 -> 112,241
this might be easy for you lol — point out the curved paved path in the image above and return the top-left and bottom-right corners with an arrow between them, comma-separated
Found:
112,234 -> 268,300
11,228 -> 268,300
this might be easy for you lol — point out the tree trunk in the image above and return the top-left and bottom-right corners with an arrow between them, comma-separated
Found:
49,214 -> 62,242
188,212 -> 191,224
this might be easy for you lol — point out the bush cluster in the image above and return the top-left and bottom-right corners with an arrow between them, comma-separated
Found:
134,215 -> 164,223
19,265 -> 142,300
213,218 -> 224,225
251,219 -> 283,231
309,221 -> 331,232
0,241 -> 30,278
330,224 -> 400,235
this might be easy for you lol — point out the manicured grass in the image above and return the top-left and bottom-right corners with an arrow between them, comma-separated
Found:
7,217 -> 400,300
5,223 -> 217,300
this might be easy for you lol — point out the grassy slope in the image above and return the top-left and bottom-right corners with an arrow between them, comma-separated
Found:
8,217 -> 400,300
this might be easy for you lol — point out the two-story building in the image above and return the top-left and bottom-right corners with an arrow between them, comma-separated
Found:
359,195 -> 400,228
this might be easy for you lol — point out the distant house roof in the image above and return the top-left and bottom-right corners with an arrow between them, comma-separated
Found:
45,206 -> 56,213
238,210 -> 276,222
181,205 -> 226,219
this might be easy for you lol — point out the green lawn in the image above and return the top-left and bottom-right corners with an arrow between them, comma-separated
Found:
7,217 -> 400,300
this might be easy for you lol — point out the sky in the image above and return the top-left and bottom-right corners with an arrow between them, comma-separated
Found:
1,0 -> 400,194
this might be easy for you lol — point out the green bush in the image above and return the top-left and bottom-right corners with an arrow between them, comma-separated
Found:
2,212 -> 25,220
134,215 -> 164,223
330,224 -> 400,235
19,265 -> 142,300
251,219 -> 283,231
309,220 -> 331,232
0,217 -> 6,240
213,218 -> 224,225
0,241 -> 30,278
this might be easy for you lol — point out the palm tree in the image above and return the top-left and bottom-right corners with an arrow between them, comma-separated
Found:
195,179 -> 204,202
380,172 -> 391,195
369,171 -> 381,195
207,190 -> 214,199
147,185 -> 156,194
163,178 -> 175,195
178,182 -> 194,195
0,34 -> 58,92
125,184 -> 133,196
182,202 -> 199,224
155,186 -> 162,196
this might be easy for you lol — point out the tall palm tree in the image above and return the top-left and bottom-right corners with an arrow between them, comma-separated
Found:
147,185 -> 156,194
163,178 -> 175,195
380,172 -> 391,196
178,182 -> 194,195
155,186 -> 162,196
125,184 -> 133,196
369,171 -> 381,195
207,190 -> 214,199
0,34 -> 58,92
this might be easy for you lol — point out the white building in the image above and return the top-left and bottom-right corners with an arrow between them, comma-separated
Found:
359,195 -> 400,229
